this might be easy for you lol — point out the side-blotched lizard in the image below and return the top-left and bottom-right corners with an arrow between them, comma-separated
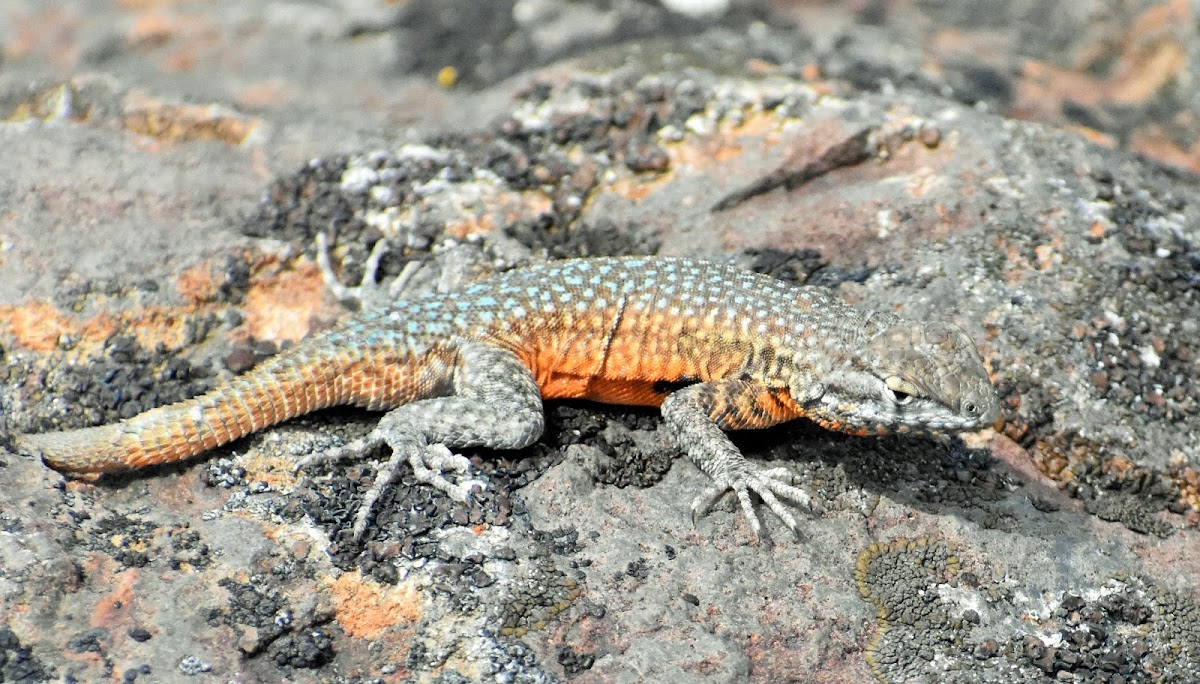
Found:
15,255 -> 1000,539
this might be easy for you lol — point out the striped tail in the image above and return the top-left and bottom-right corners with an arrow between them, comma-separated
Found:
15,330 -> 421,474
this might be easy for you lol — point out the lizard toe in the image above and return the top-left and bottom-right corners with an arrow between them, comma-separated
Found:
754,486 -> 801,539
421,444 -> 474,475
352,448 -> 409,540
689,484 -> 725,527
758,466 -> 797,483
347,444 -> 487,541
760,476 -> 813,510
408,444 -> 487,502
733,484 -> 765,540
692,463 -> 814,541
294,432 -> 386,473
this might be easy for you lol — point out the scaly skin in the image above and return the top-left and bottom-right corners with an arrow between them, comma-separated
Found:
15,256 -> 1001,539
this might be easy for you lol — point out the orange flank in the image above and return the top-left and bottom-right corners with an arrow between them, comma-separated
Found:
539,373 -> 670,407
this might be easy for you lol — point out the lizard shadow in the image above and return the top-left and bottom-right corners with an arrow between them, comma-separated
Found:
526,401 -> 1042,536
56,404 -> 1036,545
728,419 -> 1034,533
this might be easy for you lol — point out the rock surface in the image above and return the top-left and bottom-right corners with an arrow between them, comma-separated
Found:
1,2 -> 1198,683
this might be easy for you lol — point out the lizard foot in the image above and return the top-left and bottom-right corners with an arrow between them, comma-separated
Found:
691,464 -> 813,540
316,232 -> 424,308
352,444 -> 485,540
295,433 -> 486,540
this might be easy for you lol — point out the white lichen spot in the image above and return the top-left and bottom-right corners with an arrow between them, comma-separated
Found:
340,165 -> 378,194
1139,345 -> 1161,369
876,209 -> 894,238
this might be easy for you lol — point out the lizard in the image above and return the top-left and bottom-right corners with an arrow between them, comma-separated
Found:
13,252 -> 1001,540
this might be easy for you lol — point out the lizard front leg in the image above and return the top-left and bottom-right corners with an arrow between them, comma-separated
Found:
661,378 -> 814,540
298,341 -> 544,539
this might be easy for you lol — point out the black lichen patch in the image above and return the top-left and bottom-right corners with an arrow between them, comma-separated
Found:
476,638 -> 566,683
267,628 -> 334,669
207,577 -> 290,653
542,403 -> 674,489
556,645 -> 596,676
244,142 -> 657,284
66,628 -> 109,656
1033,433 -> 1181,539
206,575 -> 335,671
83,513 -> 162,569
493,554 -> 586,639
387,530 -> 592,681
296,399 -> 669,581
510,215 -> 661,262
8,331 -> 215,436
1147,580 -> 1200,676
49,251 -> 252,311
245,150 -> 460,248
991,167 -> 1200,528
1081,180 -> 1200,422
74,512 -> 213,571
856,539 -> 1200,683
297,441 -> 547,582
409,636 -> 564,684
248,74 -> 815,281
0,627 -> 52,684
744,246 -> 875,288
856,538 -> 963,679
166,525 -> 213,571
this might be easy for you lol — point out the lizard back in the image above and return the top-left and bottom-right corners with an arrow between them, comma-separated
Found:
396,257 -> 889,408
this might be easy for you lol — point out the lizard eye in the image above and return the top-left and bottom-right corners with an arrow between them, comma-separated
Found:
884,376 -> 920,405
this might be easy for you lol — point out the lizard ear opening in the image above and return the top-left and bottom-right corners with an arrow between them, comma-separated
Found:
884,375 -> 921,404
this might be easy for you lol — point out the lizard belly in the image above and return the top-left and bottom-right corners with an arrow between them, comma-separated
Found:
538,372 -> 669,407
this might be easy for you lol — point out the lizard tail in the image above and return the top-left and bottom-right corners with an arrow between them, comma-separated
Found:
16,330 -> 425,474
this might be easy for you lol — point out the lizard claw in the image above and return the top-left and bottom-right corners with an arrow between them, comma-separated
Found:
690,463 -> 813,541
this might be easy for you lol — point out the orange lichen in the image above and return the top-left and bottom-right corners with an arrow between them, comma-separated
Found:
1031,432 -> 1200,519
126,13 -> 176,48
327,571 -> 422,640
0,301 -> 195,357
89,570 -> 138,629
121,91 -> 261,145
444,213 -> 496,241
233,258 -> 338,345
2,251 -> 337,363
176,258 -> 236,305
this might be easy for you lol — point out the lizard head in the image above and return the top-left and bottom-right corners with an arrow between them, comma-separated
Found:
798,321 -> 1001,435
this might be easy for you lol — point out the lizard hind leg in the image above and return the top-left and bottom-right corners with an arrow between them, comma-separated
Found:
305,342 -> 545,540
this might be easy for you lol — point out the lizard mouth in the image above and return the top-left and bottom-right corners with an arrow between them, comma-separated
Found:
807,391 -> 998,436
